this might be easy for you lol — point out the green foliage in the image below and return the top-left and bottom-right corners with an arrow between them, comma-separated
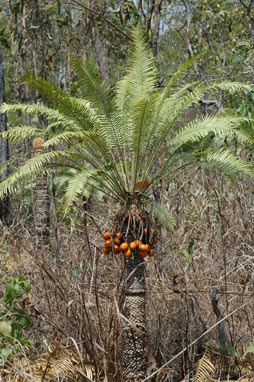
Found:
182,232 -> 201,267
0,28 -> 253,228
243,342 -> 254,357
147,200 -> 176,232
0,276 -> 33,365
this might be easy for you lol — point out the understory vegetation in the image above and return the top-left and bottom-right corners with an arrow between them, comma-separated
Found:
1,171 -> 254,381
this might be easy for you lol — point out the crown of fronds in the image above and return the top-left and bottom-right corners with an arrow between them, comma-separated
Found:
0,28 -> 253,217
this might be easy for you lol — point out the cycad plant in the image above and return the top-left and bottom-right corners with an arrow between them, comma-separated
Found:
0,29 -> 253,381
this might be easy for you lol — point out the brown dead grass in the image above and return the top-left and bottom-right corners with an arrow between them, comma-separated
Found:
1,168 -> 254,381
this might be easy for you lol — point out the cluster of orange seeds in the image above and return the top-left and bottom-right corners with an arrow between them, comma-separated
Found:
102,231 -> 155,258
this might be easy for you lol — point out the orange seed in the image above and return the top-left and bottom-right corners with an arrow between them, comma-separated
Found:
120,242 -> 128,251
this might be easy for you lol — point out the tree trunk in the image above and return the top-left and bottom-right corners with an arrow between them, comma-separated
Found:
146,0 -> 163,58
0,51 -> 11,223
116,204 -> 150,381
33,138 -> 50,242
122,252 -> 147,381
90,0 -> 110,82
34,172 -> 50,240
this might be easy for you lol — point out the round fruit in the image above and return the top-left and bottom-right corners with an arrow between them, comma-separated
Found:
113,245 -> 120,254
115,232 -> 122,238
148,249 -> 154,257
120,242 -> 128,251
124,249 -> 132,258
104,239 -> 112,248
104,247 -> 111,255
139,251 -> 148,258
33,137 -> 45,149
114,237 -> 121,245
103,232 -> 111,240
130,241 -> 138,251
139,243 -> 148,252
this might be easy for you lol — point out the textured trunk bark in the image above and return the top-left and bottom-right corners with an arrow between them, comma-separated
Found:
33,139 -> 50,241
34,173 -> 50,239
122,252 -> 147,381
0,51 -> 11,223
146,0 -> 163,58
151,0 -> 163,58
90,0 -> 110,82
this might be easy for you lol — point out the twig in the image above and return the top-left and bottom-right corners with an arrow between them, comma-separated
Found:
141,299 -> 251,382
69,0 -> 132,41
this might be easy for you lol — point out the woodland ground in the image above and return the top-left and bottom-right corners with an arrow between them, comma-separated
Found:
1,168 -> 254,381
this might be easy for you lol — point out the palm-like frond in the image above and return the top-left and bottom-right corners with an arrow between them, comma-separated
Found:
211,81 -> 253,93
116,28 -> 157,111
0,151 -> 72,199
195,349 -> 216,382
0,103 -> 67,123
199,150 -> 253,175
72,58 -> 112,117
147,199 -> 176,232
158,53 -> 205,105
170,115 -> 251,149
0,27 -> 253,223
0,125 -> 44,142
64,168 -> 103,212
23,75 -> 107,133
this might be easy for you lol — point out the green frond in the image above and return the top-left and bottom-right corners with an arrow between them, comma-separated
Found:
0,126 -> 44,143
101,111 -> 124,147
43,130 -> 125,193
0,102 -> 65,122
199,150 -> 253,176
138,83 -> 206,179
63,168 -> 103,212
128,96 -> 157,189
43,130 -> 96,148
170,115 -> 251,150
0,150 -> 32,177
211,81 -> 253,94
55,169 -> 105,201
115,28 -> 157,111
1,27 -> 252,212
147,83 -> 209,161
23,75 -> 105,131
23,73 -> 72,109
161,53 -> 205,98
158,81 -> 201,120
72,58 -> 112,117
115,77 -> 128,111
147,199 -> 176,232
140,83 -> 252,182
68,97 -> 106,130
154,82 -> 252,138
0,151 -> 72,199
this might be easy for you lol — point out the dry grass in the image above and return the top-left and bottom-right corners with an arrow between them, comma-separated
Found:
1,169 -> 254,381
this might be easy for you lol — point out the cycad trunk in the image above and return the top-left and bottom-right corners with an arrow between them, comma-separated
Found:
117,203 -> 149,382
122,252 -> 147,381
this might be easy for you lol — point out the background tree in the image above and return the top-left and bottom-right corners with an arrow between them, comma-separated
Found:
0,51 -> 11,223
